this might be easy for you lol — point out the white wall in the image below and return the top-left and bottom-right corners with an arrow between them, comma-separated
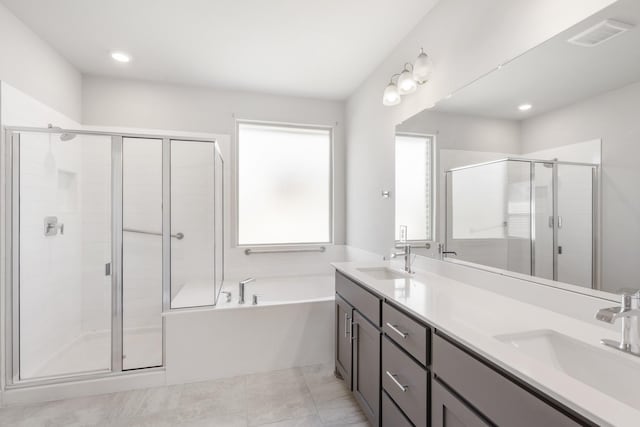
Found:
521,80 -> 640,292
345,0 -> 616,256
0,3 -> 82,121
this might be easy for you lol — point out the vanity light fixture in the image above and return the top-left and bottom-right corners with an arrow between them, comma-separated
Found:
397,64 -> 418,95
383,48 -> 432,106
111,51 -> 131,63
383,74 -> 402,106
518,103 -> 532,111
412,48 -> 432,83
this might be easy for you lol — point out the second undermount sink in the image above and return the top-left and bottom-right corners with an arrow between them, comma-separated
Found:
495,329 -> 640,410
357,267 -> 409,280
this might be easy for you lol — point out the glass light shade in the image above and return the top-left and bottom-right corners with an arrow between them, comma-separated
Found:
413,51 -> 432,83
397,69 -> 417,95
382,83 -> 401,106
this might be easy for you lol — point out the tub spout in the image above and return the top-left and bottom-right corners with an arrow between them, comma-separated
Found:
238,277 -> 255,304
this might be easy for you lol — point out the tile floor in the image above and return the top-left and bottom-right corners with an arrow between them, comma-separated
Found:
0,364 -> 368,427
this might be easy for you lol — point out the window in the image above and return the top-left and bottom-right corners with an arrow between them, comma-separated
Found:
238,122 -> 332,245
395,134 -> 434,241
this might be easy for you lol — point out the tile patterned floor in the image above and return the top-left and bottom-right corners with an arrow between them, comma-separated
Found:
0,364 -> 368,427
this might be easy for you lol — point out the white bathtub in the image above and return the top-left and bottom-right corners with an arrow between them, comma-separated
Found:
164,274 -> 336,384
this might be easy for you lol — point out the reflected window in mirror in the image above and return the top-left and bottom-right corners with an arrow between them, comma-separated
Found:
395,133 -> 434,242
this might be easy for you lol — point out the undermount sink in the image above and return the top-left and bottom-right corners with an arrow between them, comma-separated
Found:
357,267 -> 409,280
495,329 -> 640,410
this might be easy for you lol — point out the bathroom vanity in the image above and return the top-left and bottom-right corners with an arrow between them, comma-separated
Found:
333,263 -> 640,427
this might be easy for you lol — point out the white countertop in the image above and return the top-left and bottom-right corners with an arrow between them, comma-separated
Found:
332,261 -> 640,427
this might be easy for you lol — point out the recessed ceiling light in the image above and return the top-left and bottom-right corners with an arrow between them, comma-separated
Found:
111,51 -> 131,63
518,103 -> 532,111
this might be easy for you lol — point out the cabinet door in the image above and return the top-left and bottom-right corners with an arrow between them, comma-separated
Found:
353,310 -> 381,426
432,379 -> 490,427
335,294 -> 353,389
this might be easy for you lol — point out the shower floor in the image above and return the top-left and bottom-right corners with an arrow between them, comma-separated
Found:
28,328 -> 163,379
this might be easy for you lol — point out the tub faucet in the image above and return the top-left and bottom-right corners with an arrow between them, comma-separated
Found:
596,289 -> 640,357
391,245 -> 413,274
238,277 -> 255,304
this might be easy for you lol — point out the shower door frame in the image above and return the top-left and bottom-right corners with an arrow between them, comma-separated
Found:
2,126 -> 220,388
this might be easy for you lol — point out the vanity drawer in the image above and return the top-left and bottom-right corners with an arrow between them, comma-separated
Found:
382,391 -> 413,427
336,272 -> 381,326
433,334 -> 584,427
383,301 -> 430,365
382,336 -> 428,427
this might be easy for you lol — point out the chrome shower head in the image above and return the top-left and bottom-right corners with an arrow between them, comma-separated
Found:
47,124 -> 76,141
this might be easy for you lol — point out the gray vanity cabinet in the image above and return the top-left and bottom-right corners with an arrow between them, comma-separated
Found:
335,271 -> 382,426
432,333 -> 590,427
335,294 -> 353,389
335,269 -> 597,427
353,310 -> 381,426
432,380 -> 490,427
382,391 -> 413,427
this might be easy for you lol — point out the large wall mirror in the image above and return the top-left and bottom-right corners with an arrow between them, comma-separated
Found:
395,0 -> 639,297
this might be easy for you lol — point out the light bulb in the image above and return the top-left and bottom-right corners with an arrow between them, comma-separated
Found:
383,83 -> 401,106
413,50 -> 432,83
397,69 -> 417,95
518,103 -> 532,111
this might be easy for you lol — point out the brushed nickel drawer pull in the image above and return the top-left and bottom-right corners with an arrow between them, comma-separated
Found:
386,371 -> 408,392
344,313 -> 349,338
386,322 -> 408,339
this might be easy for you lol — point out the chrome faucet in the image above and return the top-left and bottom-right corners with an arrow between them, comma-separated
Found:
391,245 -> 413,274
238,277 -> 255,304
596,289 -> 640,357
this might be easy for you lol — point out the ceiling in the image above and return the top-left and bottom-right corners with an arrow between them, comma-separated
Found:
434,0 -> 640,120
1,0 -> 440,100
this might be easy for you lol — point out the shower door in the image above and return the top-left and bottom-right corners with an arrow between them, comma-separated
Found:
13,131 -> 113,380
122,137 -> 164,370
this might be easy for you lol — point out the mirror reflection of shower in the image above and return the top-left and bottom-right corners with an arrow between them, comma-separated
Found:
445,157 -> 598,289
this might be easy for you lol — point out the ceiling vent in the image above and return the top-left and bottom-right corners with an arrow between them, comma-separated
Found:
568,19 -> 634,47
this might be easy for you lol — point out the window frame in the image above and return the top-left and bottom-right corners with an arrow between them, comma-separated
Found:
394,132 -> 437,245
234,119 -> 334,248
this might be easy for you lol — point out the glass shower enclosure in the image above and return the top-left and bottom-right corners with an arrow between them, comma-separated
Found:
3,126 -> 224,385
445,158 -> 598,289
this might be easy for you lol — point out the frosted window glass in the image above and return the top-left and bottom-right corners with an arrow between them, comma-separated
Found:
395,135 -> 433,241
238,123 -> 331,245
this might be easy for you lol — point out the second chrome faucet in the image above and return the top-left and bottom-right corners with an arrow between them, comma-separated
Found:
596,289 -> 640,357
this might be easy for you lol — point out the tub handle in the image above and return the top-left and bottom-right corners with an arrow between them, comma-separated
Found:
220,291 -> 232,303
